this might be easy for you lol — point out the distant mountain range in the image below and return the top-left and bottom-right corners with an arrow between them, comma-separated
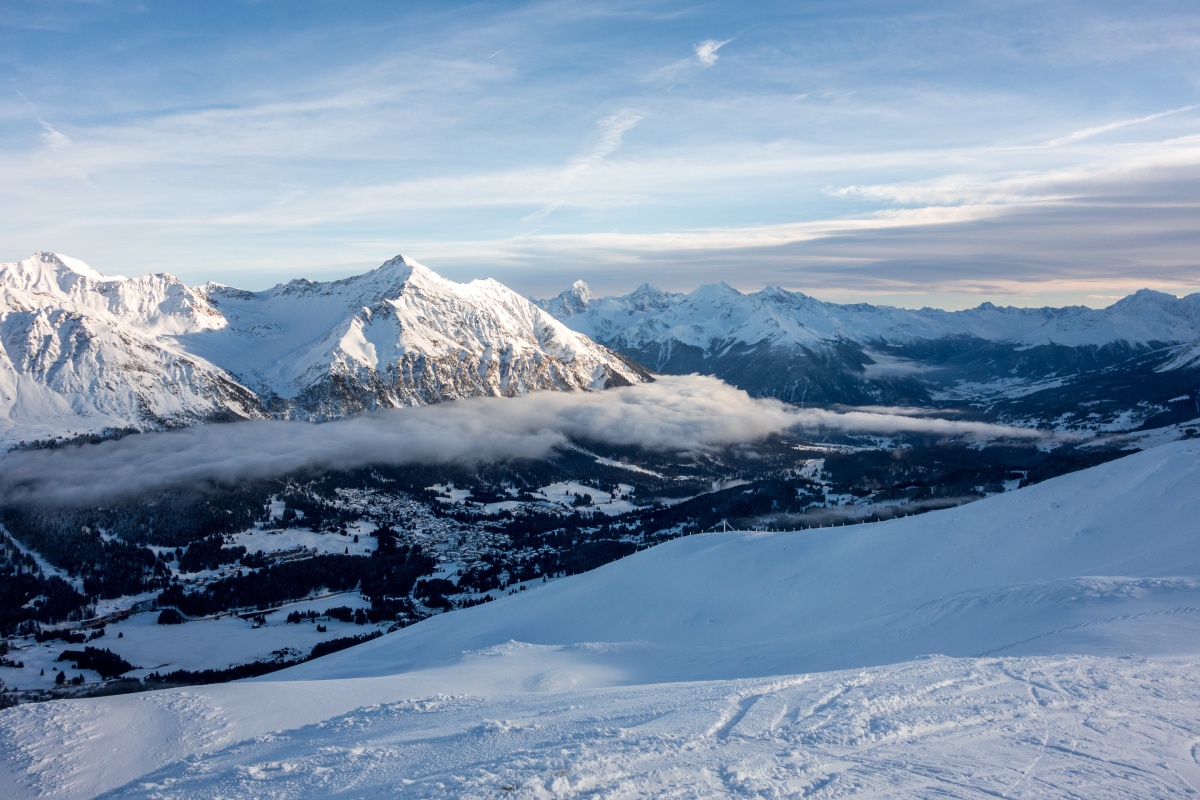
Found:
0,253 -> 648,445
539,279 -> 1200,430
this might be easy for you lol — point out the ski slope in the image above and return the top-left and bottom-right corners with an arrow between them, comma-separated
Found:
2,439 -> 1199,798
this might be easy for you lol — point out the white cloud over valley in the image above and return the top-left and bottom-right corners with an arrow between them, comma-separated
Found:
0,376 -> 1048,506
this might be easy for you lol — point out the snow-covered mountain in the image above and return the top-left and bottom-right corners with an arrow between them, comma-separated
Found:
3,437 -> 1198,798
539,280 -> 1200,419
544,280 -> 1200,352
0,253 -> 648,444
0,253 -> 265,445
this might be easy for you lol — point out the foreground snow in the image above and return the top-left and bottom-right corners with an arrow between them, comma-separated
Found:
7,654 -> 1200,799
2,440 -> 1199,798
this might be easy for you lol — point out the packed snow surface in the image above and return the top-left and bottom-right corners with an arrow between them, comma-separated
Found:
2,440 -> 1200,798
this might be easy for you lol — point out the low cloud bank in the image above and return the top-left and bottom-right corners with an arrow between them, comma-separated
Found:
794,408 -> 1046,439
0,376 -> 1050,506
830,405 -> 963,417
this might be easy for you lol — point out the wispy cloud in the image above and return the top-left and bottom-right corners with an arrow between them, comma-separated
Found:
37,119 -> 70,151
793,408 -> 1050,440
525,109 -> 644,221
1043,105 -> 1199,147
694,38 -> 733,67
642,37 -> 734,85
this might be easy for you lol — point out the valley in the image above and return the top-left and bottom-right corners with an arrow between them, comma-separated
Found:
2,424 -> 1140,700
3,435 -> 1198,799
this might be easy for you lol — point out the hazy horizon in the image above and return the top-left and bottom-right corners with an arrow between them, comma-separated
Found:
12,249 -> 1198,312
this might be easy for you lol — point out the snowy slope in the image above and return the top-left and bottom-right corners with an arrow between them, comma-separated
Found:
1161,338 -> 1200,372
2,439 -> 1199,799
0,254 -> 647,443
282,436 -> 1200,683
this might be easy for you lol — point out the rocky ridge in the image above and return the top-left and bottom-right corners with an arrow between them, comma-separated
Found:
0,253 -> 649,445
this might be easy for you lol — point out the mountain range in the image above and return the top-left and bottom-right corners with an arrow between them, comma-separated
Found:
540,278 -> 1200,428
0,253 -> 648,445
4,251 -> 1199,446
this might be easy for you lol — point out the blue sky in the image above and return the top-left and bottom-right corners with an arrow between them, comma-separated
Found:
2,0 -> 1199,308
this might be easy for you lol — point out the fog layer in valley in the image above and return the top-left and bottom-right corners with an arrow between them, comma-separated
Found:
0,376 -> 1048,506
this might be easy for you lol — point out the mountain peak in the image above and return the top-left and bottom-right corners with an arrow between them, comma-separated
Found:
755,285 -> 814,305
273,255 -> 446,303
539,279 -> 592,317
552,278 -> 591,307
19,252 -> 124,283
374,253 -> 425,275
688,281 -> 742,303
621,282 -> 676,313
629,282 -> 662,298
1110,288 -> 1180,311
364,254 -> 441,288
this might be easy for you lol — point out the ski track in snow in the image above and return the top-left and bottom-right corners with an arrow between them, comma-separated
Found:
5,656 -> 1196,799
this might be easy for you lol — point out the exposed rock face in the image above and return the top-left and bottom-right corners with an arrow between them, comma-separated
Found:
0,253 -> 650,444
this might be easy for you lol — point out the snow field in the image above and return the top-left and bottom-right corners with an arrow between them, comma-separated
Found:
7,655 -> 1199,799
230,525 -> 375,558
2,590 -> 382,692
